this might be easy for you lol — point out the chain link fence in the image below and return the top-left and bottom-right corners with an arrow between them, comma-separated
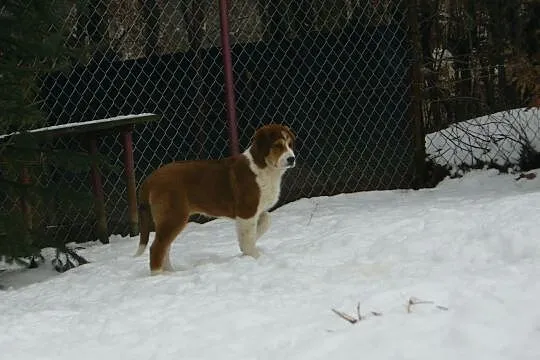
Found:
3,0 -> 458,247
4,0 -> 538,251
420,0 -> 540,176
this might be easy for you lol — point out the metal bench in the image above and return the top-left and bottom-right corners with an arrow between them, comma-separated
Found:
0,113 -> 160,243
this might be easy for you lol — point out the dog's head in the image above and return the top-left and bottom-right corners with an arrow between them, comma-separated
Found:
250,124 -> 296,170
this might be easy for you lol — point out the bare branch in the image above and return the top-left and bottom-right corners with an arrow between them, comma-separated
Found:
331,308 -> 357,324
407,296 -> 449,313
306,201 -> 319,226
406,297 -> 434,313
331,302 -> 382,324
515,172 -> 537,181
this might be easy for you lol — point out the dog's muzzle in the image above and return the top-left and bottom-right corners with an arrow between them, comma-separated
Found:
286,155 -> 296,168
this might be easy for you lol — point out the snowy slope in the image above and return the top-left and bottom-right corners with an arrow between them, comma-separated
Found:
426,107 -> 540,173
1,169 -> 540,360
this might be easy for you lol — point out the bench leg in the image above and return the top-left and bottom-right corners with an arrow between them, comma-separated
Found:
19,167 -> 32,231
121,127 -> 138,236
88,136 -> 109,244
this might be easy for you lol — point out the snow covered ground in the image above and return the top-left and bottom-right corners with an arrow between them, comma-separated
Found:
426,107 -> 540,174
1,169 -> 540,359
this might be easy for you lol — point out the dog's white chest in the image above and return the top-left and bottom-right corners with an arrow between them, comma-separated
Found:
255,172 -> 282,213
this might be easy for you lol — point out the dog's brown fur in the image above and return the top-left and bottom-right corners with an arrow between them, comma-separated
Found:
135,124 -> 295,274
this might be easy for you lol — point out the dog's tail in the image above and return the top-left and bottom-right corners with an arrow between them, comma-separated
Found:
134,180 -> 153,257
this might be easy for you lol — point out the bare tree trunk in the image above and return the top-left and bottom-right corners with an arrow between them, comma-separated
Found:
407,0 -> 427,188
487,0 -> 519,109
446,0 -> 476,122
418,0 -> 446,130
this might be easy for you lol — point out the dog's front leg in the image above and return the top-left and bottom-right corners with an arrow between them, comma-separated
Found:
236,217 -> 260,258
256,211 -> 270,242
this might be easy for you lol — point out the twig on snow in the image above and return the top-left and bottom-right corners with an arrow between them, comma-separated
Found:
332,302 -> 383,324
407,297 -> 449,313
515,172 -> 536,181
306,201 -> 319,226
332,308 -> 358,324
406,297 -> 434,313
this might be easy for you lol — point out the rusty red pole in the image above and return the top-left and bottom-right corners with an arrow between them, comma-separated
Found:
19,167 -> 32,231
218,0 -> 240,156
121,126 -> 139,236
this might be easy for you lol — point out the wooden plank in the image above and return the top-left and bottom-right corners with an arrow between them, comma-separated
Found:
0,113 -> 160,140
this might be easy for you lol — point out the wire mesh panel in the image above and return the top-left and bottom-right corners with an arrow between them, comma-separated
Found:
226,0 -> 418,203
39,0 -> 236,240
3,0 -> 422,244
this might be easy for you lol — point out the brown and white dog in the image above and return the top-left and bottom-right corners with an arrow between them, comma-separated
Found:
134,124 -> 296,274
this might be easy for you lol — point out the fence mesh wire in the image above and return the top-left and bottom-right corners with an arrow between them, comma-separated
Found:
3,0 -> 538,247
0,0 -> 421,243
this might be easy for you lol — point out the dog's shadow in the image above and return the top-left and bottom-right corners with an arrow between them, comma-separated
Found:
178,252 -> 241,269
174,248 -> 271,272
132,248 -> 268,279
131,254 -> 236,279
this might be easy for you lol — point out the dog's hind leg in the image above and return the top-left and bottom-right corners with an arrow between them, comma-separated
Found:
134,205 -> 152,257
149,200 -> 188,274
150,218 -> 186,274
162,246 -> 174,272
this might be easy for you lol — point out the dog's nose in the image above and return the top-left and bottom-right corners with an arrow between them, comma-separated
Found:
286,156 -> 296,166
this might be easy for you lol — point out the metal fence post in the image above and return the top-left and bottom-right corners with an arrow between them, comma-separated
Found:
218,0 -> 240,156
407,0 -> 427,188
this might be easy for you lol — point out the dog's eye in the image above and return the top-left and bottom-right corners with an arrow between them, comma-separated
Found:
272,143 -> 283,150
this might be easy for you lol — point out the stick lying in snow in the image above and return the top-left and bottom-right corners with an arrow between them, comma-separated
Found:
306,202 -> 319,226
515,172 -> 536,181
406,297 -> 434,313
331,302 -> 383,324
406,297 -> 449,313
332,297 -> 448,324
332,308 -> 358,324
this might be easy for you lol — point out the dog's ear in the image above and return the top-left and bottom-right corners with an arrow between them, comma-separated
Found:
250,128 -> 270,168
284,126 -> 296,144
